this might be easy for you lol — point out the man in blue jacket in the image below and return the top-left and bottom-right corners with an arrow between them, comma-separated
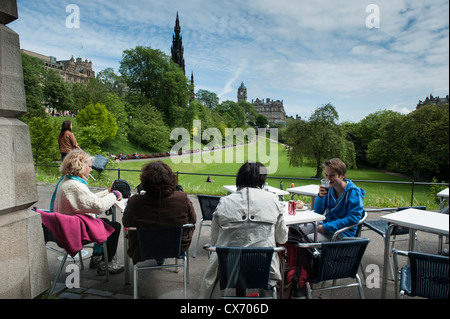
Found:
312,158 -> 365,241
289,158 -> 365,298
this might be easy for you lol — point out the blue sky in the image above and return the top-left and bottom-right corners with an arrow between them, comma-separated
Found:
9,0 -> 449,122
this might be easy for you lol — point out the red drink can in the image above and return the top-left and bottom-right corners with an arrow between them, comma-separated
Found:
288,200 -> 297,215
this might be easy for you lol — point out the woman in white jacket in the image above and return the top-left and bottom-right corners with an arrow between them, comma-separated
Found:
199,162 -> 288,298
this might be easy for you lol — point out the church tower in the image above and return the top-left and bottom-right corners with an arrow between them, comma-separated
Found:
171,12 -> 185,74
237,82 -> 247,102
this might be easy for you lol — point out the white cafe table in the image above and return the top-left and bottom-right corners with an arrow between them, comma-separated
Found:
223,185 -> 289,197
380,208 -> 449,298
280,201 -> 325,242
286,184 -> 320,208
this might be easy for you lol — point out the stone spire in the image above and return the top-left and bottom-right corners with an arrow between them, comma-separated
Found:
171,12 -> 185,74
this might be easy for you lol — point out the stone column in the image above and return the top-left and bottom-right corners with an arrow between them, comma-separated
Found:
0,0 -> 50,298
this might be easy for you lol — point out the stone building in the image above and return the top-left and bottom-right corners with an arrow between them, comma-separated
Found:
21,49 -> 95,84
237,82 -> 286,126
416,94 -> 449,109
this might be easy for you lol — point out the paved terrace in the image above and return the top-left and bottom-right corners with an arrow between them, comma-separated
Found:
34,183 -> 447,301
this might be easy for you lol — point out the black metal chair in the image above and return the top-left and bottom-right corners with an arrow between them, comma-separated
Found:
393,249 -> 449,299
193,195 -> 221,257
295,237 -> 370,299
204,246 -> 285,299
127,224 -> 194,299
363,206 -> 426,279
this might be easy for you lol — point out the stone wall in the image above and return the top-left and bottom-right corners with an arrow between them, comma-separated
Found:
0,0 -> 50,298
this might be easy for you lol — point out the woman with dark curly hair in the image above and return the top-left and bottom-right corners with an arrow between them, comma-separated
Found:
122,161 -> 197,265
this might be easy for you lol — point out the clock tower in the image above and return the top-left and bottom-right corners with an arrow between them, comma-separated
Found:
237,82 -> 247,102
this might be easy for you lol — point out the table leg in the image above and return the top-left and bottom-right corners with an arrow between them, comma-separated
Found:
408,229 -> 416,252
381,223 -> 395,299
313,221 -> 318,242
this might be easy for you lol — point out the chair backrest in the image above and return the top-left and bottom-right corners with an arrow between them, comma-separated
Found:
355,210 -> 368,237
136,225 -> 185,261
393,206 -> 427,235
312,238 -> 370,283
197,195 -> 221,221
408,252 -> 449,299
215,247 -> 274,290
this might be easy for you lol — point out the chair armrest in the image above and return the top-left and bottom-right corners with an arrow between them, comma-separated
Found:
331,211 -> 368,241
392,249 -> 409,257
392,249 -> 410,280
126,224 -> 193,232
295,242 -> 323,249
202,245 -> 286,253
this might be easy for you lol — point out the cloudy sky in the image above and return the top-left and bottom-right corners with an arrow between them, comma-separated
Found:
9,0 -> 449,122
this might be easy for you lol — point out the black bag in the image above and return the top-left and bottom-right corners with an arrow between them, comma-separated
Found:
91,154 -> 109,172
112,179 -> 131,198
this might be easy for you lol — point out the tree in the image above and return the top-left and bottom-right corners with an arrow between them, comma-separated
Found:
195,89 -> 219,109
119,46 -> 190,127
127,103 -> 171,151
286,103 -> 356,177
352,110 -> 400,164
43,69 -> 73,113
403,104 -> 449,180
27,117 -> 59,165
20,53 -> 47,120
97,68 -> 127,96
76,103 -> 118,147
366,112 -> 406,171
255,114 -> 268,128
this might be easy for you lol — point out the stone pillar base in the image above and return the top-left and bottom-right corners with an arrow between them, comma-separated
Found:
0,208 -> 50,298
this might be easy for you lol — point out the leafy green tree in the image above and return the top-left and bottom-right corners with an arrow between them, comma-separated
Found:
43,69 -> 73,113
239,101 -> 258,127
127,103 -> 171,151
97,68 -> 127,96
255,114 -> 269,128
119,46 -> 190,127
366,112 -> 406,171
214,100 -> 246,128
20,53 -> 46,120
196,89 -> 219,109
352,110 -> 400,164
403,104 -> 449,180
76,103 -> 118,145
27,117 -> 59,165
287,103 -> 356,177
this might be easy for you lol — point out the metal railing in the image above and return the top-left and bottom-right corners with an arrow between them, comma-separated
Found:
35,164 -> 448,207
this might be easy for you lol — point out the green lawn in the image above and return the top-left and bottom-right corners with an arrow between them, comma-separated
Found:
35,139 -> 444,210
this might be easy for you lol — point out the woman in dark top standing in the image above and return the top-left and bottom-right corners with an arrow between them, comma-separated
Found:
58,120 -> 80,162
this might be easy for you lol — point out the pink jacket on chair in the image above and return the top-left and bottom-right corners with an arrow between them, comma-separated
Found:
35,208 -> 114,257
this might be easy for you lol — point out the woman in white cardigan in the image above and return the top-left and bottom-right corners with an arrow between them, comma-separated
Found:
50,149 -> 124,275
199,162 -> 288,298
